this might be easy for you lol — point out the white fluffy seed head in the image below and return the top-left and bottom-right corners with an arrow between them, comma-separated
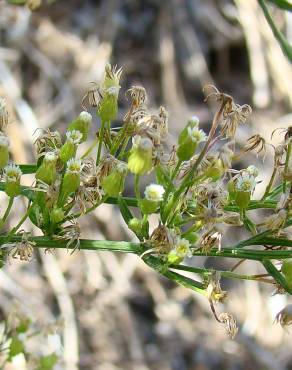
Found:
187,127 -> 207,143
4,163 -> 22,182
79,111 -> 92,123
44,151 -> 57,162
66,158 -> 82,173
144,183 -> 165,202
66,130 -> 83,144
174,237 -> 192,258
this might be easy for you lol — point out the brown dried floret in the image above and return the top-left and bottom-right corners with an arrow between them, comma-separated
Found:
244,134 -> 267,157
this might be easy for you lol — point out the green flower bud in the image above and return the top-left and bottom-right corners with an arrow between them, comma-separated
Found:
59,130 -> 82,163
140,199 -> 158,214
128,217 -> 149,238
227,179 -> 236,201
128,136 -> 153,175
59,158 -> 82,205
101,162 -> 127,196
167,251 -> 183,265
36,152 -> 57,185
282,259 -> 292,288
178,116 -> 200,145
98,94 -> 118,123
50,207 -> 64,224
128,217 -> 143,235
235,191 -> 250,210
177,125 -> 207,161
140,183 -> 165,214
67,111 -> 92,142
97,64 -> 122,122
0,134 -> 9,169
4,164 -> 22,197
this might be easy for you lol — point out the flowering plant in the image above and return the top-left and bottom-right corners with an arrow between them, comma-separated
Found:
1,64 -> 292,339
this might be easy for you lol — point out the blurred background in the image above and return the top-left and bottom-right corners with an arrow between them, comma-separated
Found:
0,0 -> 292,369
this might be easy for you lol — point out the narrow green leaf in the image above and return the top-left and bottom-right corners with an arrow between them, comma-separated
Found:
259,0 -> 292,62
106,196 -> 138,207
262,259 -> 292,294
19,164 -> 38,174
267,0 -> 292,11
118,196 -> 133,224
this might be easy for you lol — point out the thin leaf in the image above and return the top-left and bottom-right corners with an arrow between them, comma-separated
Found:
19,164 -> 38,174
262,259 -> 292,294
267,0 -> 292,11
118,196 -> 134,224
259,0 -> 292,62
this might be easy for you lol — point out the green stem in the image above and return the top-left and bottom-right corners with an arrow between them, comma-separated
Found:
262,259 -> 292,294
173,265 -> 274,284
0,235 -> 143,254
134,175 -> 141,202
96,119 -> 107,164
8,203 -> 33,237
258,0 -> 292,62
171,160 -> 182,181
0,197 -> 14,228
262,166 -> 277,199
283,141 -> 292,193
81,138 -> 99,159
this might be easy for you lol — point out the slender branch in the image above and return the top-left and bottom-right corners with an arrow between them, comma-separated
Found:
0,197 -> 14,228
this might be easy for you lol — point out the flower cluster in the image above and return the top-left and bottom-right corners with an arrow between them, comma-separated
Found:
1,64 -> 292,338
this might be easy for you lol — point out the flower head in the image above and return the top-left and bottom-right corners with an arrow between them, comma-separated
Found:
4,164 -> 22,182
66,158 -> 82,173
236,174 -> 256,192
187,127 -> 207,143
66,130 -> 83,144
44,151 -> 57,162
264,209 -> 287,230
275,304 -> 292,328
144,184 -> 165,202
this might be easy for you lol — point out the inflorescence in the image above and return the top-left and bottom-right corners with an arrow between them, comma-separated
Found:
1,66 -> 292,337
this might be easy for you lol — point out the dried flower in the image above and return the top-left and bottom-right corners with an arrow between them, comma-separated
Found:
244,134 -> 267,157
206,272 -> 227,303
221,102 -> 252,138
218,312 -> 238,339
199,229 -> 222,253
3,232 -> 36,262
263,209 -> 287,230
55,219 -> 81,253
275,304 -> 292,328
34,129 -> 62,158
